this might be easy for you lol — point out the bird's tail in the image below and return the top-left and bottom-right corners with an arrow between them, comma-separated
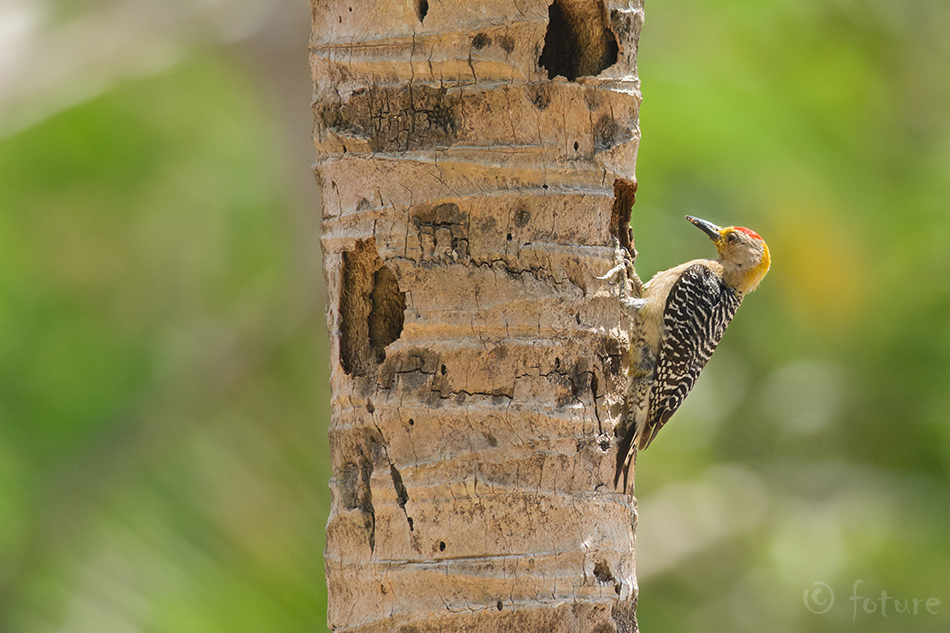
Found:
614,427 -> 638,493
615,367 -> 654,493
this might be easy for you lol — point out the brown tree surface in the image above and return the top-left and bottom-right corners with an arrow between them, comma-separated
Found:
312,1 -> 643,630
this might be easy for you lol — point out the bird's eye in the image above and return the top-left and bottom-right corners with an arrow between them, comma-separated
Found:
726,233 -> 737,244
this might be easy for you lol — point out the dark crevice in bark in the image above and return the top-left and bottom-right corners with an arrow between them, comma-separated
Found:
611,596 -> 639,633
389,462 -> 413,533
338,455 -> 376,552
610,178 -> 637,255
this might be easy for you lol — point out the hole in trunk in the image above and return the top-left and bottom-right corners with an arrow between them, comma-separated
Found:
538,0 -> 619,81
339,239 -> 406,376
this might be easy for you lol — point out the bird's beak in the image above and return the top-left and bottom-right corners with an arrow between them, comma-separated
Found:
686,215 -> 723,242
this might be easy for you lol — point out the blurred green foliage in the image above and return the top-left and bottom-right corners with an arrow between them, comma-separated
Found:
632,0 -> 950,631
3,0 -> 950,631
0,50 -> 329,631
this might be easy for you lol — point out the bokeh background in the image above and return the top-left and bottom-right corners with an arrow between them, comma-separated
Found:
2,0 -> 949,631
0,0 -> 328,630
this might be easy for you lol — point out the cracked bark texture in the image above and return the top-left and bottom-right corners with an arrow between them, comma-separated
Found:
312,1 -> 643,630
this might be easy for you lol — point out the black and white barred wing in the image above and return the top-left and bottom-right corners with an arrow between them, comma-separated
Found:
642,264 -> 742,449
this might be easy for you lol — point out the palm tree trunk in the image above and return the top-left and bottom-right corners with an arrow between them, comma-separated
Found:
312,1 -> 643,630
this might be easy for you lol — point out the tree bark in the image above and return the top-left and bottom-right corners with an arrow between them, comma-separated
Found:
312,1 -> 643,630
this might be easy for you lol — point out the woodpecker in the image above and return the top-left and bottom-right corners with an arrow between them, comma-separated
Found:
601,215 -> 770,491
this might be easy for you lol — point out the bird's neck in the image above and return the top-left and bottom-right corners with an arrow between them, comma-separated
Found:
720,257 -> 768,294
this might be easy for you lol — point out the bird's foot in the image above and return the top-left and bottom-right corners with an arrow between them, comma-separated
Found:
597,238 -> 643,313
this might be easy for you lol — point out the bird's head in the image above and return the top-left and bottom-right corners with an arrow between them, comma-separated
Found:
687,215 -> 771,294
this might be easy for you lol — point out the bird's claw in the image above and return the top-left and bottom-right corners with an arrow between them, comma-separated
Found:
597,237 -> 642,312
595,264 -> 627,283
621,296 -> 648,312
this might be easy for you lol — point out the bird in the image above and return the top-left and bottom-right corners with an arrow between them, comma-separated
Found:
601,215 -> 771,491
